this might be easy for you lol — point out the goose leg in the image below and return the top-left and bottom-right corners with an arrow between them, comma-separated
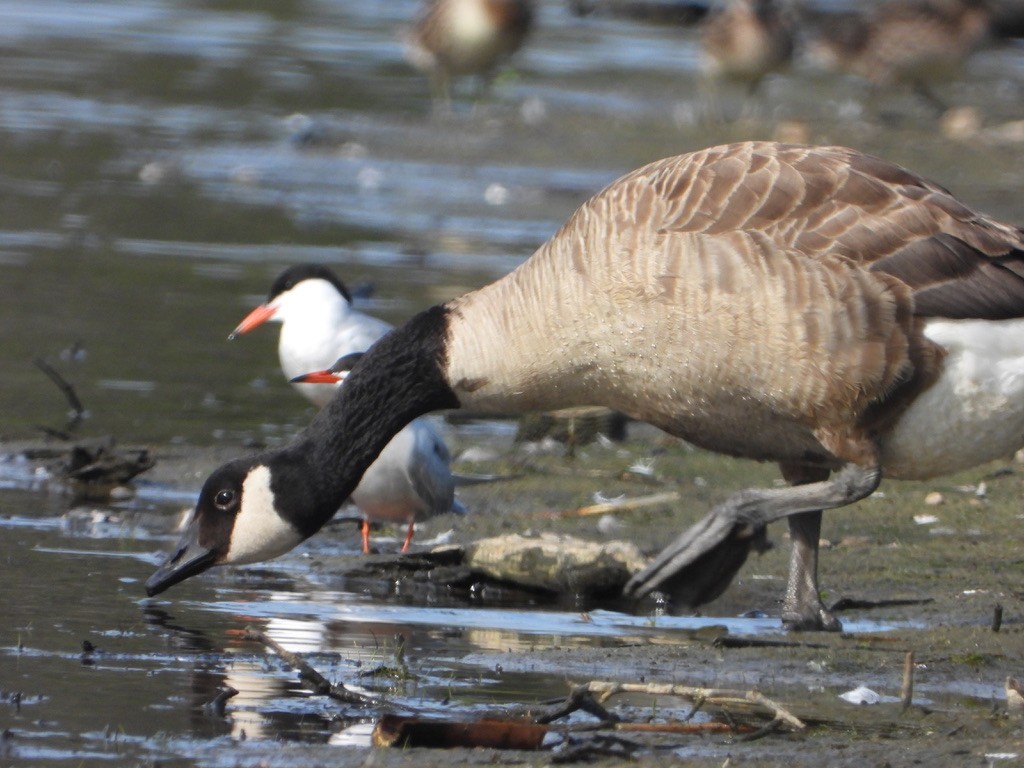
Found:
782,510 -> 837,630
779,466 -> 839,631
623,463 -> 880,630
361,519 -> 371,554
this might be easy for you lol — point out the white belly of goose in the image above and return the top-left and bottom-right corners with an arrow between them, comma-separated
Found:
881,318 -> 1024,480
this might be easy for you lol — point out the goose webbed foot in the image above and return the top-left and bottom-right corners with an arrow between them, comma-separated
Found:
781,602 -> 841,632
648,519 -> 771,608
623,494 -> 773,606
624,464 -> 881,629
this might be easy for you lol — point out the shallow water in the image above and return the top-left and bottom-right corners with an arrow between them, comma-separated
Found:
1,485 -> 925,766
2,0 -> 1024,764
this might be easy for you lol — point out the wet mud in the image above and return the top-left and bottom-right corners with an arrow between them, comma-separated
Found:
4,425 -> 1024,766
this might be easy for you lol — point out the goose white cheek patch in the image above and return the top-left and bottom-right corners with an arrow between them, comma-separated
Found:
223,465 -> 304,565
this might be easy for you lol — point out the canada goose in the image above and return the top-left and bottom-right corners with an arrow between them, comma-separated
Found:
148,142 -> 1024,634
404,0 -> 535,104
230,264 -> 459,551
700,0 -> 795,96
809,0 -> 991,112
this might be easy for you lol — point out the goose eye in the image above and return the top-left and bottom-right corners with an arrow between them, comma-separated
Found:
214,489 -> 236,510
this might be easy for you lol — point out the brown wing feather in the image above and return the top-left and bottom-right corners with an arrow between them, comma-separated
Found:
648,142 -> 1024,321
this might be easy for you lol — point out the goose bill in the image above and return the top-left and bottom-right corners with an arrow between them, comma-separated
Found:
146,521 -> 217,597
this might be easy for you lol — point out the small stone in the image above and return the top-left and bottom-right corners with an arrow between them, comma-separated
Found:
924,491 -> 944,506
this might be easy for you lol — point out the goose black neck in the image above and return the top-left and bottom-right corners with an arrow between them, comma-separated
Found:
268,305 -> 459,537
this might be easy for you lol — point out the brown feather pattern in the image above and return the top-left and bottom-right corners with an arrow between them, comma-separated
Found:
636,143 -> 1024,321
446,142 -> 1024,469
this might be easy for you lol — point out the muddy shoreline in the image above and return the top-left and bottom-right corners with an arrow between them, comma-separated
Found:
7,423 -> 1023,765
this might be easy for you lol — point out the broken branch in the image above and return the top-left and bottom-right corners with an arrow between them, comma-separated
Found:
534,684 -> 617,725
582,680 -> 805,731
34,357 -> 85,430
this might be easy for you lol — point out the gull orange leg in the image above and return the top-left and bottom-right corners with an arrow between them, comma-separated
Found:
401,521 -> 415,553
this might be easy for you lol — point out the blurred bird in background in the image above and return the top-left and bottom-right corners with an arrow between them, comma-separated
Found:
404,0 -> 535,107
808,0 -> 992,114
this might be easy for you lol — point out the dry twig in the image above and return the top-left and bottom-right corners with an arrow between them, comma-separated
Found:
583,680 -> 805,731
901,651 -> 915,712
34,357 -> 85,430
551,491 -> 681,518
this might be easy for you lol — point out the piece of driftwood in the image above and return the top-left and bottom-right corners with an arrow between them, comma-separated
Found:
15,437 -> 156,501
65,442 -> 150,484
372,714 -> 547,750
465,533 -> 647,597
